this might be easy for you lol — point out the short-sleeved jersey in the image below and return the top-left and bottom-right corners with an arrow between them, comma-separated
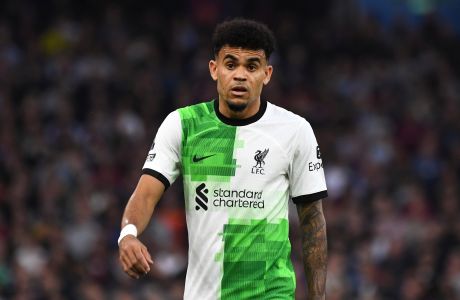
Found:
143,100 -> 327,300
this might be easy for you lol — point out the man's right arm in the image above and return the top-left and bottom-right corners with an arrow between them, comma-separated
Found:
118,174 -> 166,279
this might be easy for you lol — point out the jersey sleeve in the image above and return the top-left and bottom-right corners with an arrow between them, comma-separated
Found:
289,119 -> 328,204
142,111 -> 181,189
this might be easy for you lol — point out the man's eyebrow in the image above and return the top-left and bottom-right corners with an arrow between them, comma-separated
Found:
247,57 -> 262,63
222,54 -> 264,63
223,54 -> 238,61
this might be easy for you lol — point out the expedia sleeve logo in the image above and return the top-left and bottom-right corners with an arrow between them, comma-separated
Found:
308,146 -> 323,171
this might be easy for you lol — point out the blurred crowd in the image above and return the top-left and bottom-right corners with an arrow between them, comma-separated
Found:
0,0 -> 459,299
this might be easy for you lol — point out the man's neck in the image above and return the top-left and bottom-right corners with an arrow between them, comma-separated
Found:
218,99 -> 260,120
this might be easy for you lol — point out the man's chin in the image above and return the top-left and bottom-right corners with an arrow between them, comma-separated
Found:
226,99 -> 248,112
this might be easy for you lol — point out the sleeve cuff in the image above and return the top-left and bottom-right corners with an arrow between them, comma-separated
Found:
142,168 -> 171,190
292,190 -> 328,204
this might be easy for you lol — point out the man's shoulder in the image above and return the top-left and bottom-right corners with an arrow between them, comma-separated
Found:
177,100 -> 215,119
266,101 -> 307,126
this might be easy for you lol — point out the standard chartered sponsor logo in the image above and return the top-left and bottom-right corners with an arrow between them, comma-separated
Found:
194,183 -> 209,211
194,184 -> 264,210
212,188 -> 264,209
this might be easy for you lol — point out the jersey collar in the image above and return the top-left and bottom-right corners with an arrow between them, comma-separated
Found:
214,99 -> 267,126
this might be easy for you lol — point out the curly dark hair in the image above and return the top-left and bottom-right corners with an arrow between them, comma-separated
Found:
212,18 -> 276,60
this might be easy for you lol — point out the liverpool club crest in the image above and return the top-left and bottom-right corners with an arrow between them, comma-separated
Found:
252,149 -> 269,175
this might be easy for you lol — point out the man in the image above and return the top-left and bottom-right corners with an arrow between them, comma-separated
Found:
118,19 -> 328,299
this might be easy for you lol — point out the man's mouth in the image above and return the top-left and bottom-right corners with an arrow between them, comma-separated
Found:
230,86 -> 248,96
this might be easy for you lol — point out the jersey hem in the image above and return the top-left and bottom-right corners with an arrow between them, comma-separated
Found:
142,168 -> 171,189
292,190 -> 328,204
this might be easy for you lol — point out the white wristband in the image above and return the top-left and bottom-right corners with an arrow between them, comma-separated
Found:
118,224 -> 138,245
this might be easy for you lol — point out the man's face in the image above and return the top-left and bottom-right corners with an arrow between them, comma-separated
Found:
209,46 -> 273,113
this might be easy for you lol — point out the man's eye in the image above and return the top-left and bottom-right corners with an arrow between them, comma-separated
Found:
226,63 -> 235,69
248,64 -> 257,71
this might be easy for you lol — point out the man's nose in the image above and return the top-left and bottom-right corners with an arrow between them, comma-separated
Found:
233,66 -> 247,81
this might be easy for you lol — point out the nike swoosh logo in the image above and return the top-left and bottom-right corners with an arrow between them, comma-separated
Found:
192,154 -> 216,163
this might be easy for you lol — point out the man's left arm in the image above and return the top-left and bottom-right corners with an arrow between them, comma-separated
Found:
296,199 -> 327,300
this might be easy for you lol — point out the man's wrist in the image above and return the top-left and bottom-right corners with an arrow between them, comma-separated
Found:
118,224 -> 138,245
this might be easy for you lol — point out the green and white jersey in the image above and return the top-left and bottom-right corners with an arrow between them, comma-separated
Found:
142,100 -> 327,300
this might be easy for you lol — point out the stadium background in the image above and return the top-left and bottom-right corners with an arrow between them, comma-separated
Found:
1,0 -> 459,299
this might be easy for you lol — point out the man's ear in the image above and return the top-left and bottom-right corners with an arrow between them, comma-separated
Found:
209,60 -> 218,81
263,65 -> 273,85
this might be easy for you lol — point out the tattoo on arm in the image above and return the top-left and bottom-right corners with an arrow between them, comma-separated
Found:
296,200 -> 327,300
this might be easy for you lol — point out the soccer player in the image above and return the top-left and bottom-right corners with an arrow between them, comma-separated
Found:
118,19 -> 328,299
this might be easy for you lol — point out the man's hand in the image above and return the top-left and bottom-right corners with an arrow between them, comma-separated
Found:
118,175 -> 165,279
119,235 -> 154,279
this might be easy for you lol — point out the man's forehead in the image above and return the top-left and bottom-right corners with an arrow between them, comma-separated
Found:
217,46 -> 266,60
